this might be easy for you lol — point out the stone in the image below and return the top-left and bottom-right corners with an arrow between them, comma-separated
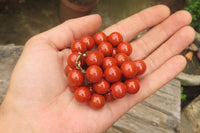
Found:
184,51 -> 193,61
197,51 -> 200,60
189,43 -> 199,52
176,72 -> 200,86
181,95 -> 200,133
196,32 -> 200,42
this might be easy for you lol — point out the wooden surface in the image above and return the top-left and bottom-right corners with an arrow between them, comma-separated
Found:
0,45 -> 23,103
106,80 -> 181,133
181,95 -> 200,133
0,45 -> 181,133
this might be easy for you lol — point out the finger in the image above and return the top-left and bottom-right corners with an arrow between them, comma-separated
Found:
136,55 -> 186,101
130,10 -> 192,60
143,26 -> 195,77
39,14 -> 102,50
106,55 -> 186,123
103,5 -> 170,42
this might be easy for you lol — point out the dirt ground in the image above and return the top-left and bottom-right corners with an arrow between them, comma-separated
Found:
181,43 -> 200,110
182,39 -> 200,75
182,85 -> 200,110
181,39 -> 200,110
0,0 -> 59,45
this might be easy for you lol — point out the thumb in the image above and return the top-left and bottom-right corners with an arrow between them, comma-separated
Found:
40,14 -> 102,50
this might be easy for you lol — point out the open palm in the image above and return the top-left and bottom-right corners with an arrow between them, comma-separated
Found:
0,5 -> 195,133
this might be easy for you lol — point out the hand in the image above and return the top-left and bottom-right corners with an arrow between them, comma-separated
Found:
0,5 -> 195,133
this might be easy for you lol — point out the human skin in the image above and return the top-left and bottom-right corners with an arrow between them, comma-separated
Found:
0,5 -> 195,133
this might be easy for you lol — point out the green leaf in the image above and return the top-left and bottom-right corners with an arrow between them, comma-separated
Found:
181,94 -> 187,101
181,86 -> 184,93
185,0 -> 200,32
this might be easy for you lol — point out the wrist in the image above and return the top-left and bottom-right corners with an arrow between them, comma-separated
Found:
0,102 -> 33,133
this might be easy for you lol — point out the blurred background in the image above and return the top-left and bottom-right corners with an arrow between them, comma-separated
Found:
0,0 -> 200,132
0,0 -> 188,45
0,0 -> 199,106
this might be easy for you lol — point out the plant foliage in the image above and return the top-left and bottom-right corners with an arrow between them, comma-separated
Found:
181,86 -> 187,102
185,0 -> 200,32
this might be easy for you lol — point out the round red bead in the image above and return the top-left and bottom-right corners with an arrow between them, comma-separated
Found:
93,32 -> 107,46
108,32 -> 123,47
121,61 -> 137,78
125,79 -> 140,94
115,53 -> 129,66
67,53 -> 84,68
86,65 -> 103,83
81,36 -> 95,50
71,40 -> 87,53
68,70 -> 84,86
102,57 -> 117,70
89,93 -> 106,109
133,60 -> 147,75
98,41 -> 113,57
117,42 -> 132,56
74,87 -> 91,102
110,82 -> 127,98
104,66 -> 121,83
93,79 -> 110,94
86,51 -> 104,66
